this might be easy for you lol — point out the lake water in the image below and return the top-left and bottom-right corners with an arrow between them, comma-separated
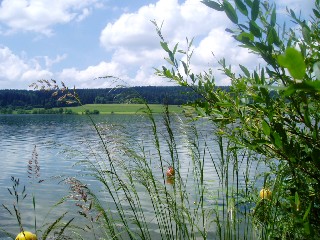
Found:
0,114 -> 263,239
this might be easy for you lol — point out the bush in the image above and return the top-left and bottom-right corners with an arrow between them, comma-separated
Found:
155,0 -> 320,239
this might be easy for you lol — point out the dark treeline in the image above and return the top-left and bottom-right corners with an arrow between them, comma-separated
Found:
0,86 -> 230,110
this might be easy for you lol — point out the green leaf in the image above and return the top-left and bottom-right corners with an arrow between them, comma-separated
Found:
255,42 -> 269,52
313,9 -> 320,18
164,57 -> 174,66
284,80 -> 320,96
302,26 -> 311,44
304,221 -> 311,235
249,20 -> 261,38
190,73 -> 195,82
244,0 -> 253,8
272,132 -> 282,148
295,192 -> 300,210
238,23 -> 249,30
178,49 -> 186,54
251,0 -> 260,21
254,70 -> 260,84
265,67 -> 277,77
181,61 -> 188,75
303,203 -> 312,221
169,51 -> 175,64
260,86 -> 269,98
290,9 -> 297,20
303,107 -> 312,128
262,120 -> 270,136
223,0 -> 239,24
283,85 -> 296,96
270,7 -> 276,27
282,21 -> 286,39
235,0 -> 248,16
236,32 -> 254,42
261,68 -> 265,84
239,44 -> 258,52
2,204 -> 13,215
173,43 -> 179,55
267,27 -> 279,46
216,102 -> 233,107
56,217 -> 74,239
314,61 -> 320,79
251,139 -> 270,145
201,0 -> 224,11
160,42 -> 170,53
162,67 -> 173,78
277,47 -> 306,79
225,28 -> 235,33
188,37 -> 194,50
239,64 -> 250,77
42,212 -> 68,240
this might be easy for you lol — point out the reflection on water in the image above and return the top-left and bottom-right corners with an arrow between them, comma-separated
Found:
0,114 -> 150,235
0,114 -> 263,238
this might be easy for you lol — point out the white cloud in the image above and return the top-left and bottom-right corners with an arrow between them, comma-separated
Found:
21,69 -> 53,81
76,7 -> 90,22
0,46 -> 28,80
123,66 -> 176,87
100,0 -> 228,51
0,0 -> 313,89
58,61 -> 128,88
112,48 -> 165,67
0,0 -> 101,35
188,27 -> 264,85
44,54 -> 67,68
99,0 -> 260,87
0,46 -> 53,88
98,0 -> 314,87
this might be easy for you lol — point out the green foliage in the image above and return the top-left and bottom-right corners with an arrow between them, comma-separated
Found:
155,0 -> 320,239
0,86 -> 202,109
83,109 -> 100,115
277,47 -> 306,79
223,0 -> 239,24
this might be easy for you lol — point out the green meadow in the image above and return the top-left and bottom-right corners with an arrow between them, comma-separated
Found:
61,104 -> 184,114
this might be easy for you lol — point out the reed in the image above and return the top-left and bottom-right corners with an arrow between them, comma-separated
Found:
0,145 -> 78,240
58,98 -> 267,239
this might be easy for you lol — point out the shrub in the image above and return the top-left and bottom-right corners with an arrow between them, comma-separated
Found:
155,0 -> 320,239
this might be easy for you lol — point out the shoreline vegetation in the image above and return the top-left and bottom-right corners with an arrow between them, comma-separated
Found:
0,103 -> 186,115
1,0 -> 320,239
0,85 -> 219,110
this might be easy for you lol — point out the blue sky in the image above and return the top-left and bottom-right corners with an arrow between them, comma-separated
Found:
0,0 -> 315,89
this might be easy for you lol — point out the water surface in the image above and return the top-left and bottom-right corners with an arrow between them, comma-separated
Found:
0,114 -> 263,238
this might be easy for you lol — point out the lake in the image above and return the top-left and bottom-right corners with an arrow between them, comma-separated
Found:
0,114 -> 263,239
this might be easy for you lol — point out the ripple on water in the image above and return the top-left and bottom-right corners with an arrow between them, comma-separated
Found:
0,114 -> 265,237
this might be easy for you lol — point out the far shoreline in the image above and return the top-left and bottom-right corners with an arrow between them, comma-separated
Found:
0,103 -> 189,115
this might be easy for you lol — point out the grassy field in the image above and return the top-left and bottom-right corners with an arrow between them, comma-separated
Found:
61,104 -> 184,114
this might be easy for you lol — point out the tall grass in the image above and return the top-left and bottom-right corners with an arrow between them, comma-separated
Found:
0,146 -> 78,240
61,102 -> 268,239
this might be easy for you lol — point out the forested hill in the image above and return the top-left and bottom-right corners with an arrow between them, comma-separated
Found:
0,86 -> 229,109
